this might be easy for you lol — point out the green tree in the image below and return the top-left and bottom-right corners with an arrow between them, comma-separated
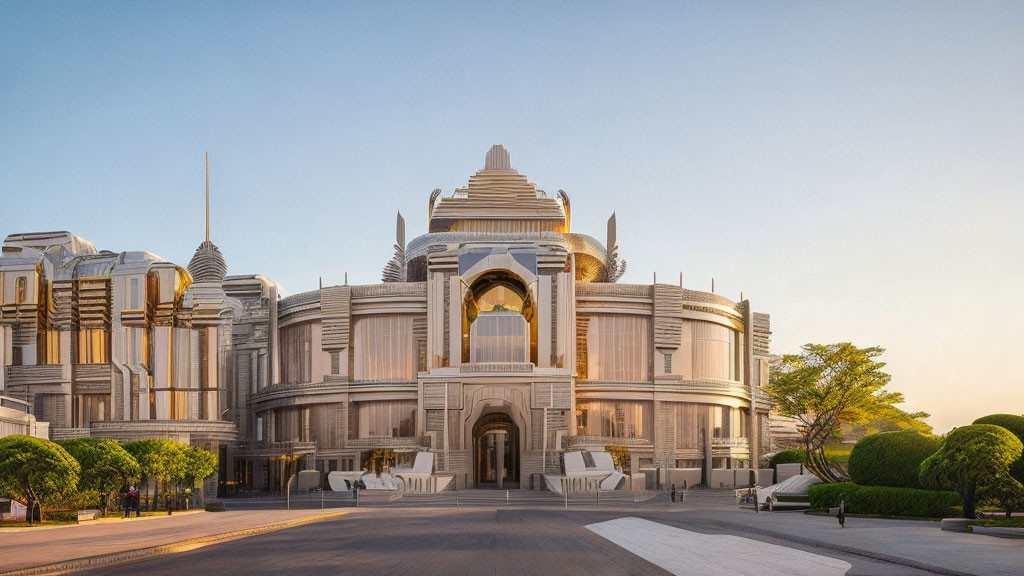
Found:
0,435 -> 81,524
919,424 -> 1024,518
60,438 -> 141,516
972,414 -> 1024,516
766,343 -> 927,483
124,439 -> 182,510
175,445 -> 217,506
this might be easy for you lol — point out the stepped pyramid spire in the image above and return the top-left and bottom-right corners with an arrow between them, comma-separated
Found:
427,145 -> 567,233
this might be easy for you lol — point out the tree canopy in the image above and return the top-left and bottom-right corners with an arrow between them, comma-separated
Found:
971,414 -> 1024,516
766,343 -> 927,482
123,438 -> 182,485
973,414 -> 1024,482
60,438 -> 141,514
176,445 -> 217,489
919,424 -> 1024,518
0,435 -> 81,523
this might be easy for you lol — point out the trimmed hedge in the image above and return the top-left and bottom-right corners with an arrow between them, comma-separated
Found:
44,510 -> 80,523
770,449 -> 805,468
848,431 -> 941,488
769,448 -> 852,468
809,482 -> 961,518
204,501 -> 226,512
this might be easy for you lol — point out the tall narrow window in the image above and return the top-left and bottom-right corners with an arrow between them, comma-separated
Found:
330,351 -> 341,375
279,322 -> 314,384
15,276 -> 27,304
130,278 -> 140,309
42,329 -> 60,364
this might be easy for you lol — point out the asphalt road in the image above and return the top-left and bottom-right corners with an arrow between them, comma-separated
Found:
77,508 -> 941,576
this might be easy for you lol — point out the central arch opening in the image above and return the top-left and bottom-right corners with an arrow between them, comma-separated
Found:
462,270 -> 537,365
473,412 -> 520,489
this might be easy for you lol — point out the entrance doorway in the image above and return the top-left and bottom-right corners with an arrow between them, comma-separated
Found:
473,412 -> 520,488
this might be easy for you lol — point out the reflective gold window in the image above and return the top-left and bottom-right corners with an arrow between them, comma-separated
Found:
15,276 -> 27,304
77,329 -> 109,363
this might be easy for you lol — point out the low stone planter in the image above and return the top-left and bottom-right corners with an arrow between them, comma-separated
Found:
76,509 -> 99,522
940,518 -> 971,532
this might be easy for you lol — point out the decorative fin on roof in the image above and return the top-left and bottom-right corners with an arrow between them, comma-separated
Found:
382,211 -> 407,282
606,213 -> 626,282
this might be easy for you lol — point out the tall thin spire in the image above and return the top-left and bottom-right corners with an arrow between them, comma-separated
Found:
205,151 -> 210,242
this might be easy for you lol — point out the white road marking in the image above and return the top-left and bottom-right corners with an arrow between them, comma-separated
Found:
586,517 -> 851,576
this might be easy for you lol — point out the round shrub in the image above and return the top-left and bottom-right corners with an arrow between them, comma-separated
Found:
974,414 -> 1024,437
770,449 -> 805,468
848,430 -> 941,488
974,414 -> 1024,482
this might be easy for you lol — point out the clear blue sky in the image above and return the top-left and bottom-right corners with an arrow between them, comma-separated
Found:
2,1 -> 1022,433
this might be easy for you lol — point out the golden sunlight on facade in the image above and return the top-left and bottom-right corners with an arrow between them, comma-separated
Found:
0,146 -> 773,495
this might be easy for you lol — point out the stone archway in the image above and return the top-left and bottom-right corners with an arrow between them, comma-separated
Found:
472,412 -> 520,488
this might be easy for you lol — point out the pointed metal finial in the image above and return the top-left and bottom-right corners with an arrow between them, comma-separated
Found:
205,151 -> 210,243
711,277 -> 715,293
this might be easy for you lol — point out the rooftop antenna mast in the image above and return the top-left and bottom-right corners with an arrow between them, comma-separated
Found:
205,151 -> 210,243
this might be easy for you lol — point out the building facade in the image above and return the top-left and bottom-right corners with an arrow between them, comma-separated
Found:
0,146 -> 772,492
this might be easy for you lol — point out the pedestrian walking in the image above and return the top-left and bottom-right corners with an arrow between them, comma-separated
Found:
838,494 -> 846,528
670,484 -> 677,503
126,486 -> 138,518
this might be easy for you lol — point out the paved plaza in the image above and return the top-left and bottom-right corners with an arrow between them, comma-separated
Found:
67,508 -> 928,576
3,491 -> 1021,576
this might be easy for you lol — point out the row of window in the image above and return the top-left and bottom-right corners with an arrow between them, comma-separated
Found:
256,401 -> 418,447
275,314 -> 740,384
256,400 -> 747,446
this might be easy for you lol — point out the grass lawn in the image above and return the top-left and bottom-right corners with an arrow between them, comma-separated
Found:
824,447 -> 852,464
970,517 -> 1024,528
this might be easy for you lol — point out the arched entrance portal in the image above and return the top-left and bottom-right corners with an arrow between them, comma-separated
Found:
473,412 -> 520,488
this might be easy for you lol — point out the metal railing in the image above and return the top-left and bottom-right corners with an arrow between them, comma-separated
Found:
225,487 -> 667,511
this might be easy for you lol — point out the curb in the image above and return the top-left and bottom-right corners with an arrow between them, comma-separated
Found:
1,510 -> 350,576
970,526 -> 1024,539
702,518 -> 975,576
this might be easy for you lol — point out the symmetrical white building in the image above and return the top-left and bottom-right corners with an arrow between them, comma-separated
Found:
0,146 -> 772,493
